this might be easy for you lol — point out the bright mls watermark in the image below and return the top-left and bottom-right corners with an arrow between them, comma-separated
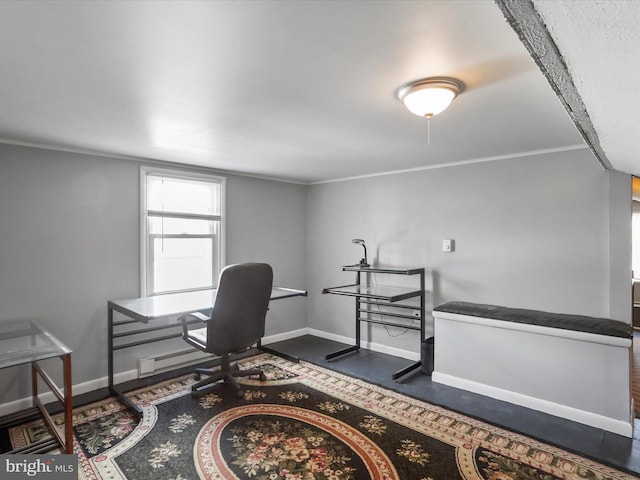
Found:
0,455 -> 77,480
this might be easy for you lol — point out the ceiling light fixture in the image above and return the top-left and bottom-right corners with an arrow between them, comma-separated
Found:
396,77 -> 464,143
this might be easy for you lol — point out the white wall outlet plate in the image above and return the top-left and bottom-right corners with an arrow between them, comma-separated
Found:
442,239 -> 454,252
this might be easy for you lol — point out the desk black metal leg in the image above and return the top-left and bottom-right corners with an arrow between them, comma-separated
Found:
108,307 -> 114,391
326,293 -> 363,361
392,360 -> 422,381
324,290 -> 364,361
108,306 -> 143,419
258,340 -> 300,363
325,345 -> 359,361
355,295 -> 361,349
111,385 -> 143,418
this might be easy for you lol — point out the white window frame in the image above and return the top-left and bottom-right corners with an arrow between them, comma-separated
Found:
140,166 -> 226,297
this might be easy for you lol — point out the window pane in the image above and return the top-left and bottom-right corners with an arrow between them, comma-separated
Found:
142,167 -> 224,297
147,175 -> 220,216
151,237 -> 216,294
149,217 -> 215,235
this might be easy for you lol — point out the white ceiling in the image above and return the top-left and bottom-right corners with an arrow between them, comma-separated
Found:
532,0 -> 640,178
0,1 -> 603,184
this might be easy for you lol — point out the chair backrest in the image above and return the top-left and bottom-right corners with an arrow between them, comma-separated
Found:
205,262 -> 273,354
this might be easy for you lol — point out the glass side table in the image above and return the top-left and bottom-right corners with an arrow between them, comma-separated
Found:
0,319 -> 73,454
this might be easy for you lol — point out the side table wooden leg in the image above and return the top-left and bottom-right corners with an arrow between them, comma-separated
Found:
63,353 -> 73,454
31,362 -> 38,407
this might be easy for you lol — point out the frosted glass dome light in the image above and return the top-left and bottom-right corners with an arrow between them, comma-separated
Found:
396,77 -> 464,118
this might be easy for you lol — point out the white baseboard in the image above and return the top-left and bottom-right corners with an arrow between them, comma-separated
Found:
432,371 -> 634,438
0,329 -> 411,417
0,330 -> 314,417
306,328 -> 419,361
262,328 -> 310,345
2,329 -> 630,439
0,368 -> 139,418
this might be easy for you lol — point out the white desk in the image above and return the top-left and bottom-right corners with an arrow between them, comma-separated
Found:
107,286 -> 306,415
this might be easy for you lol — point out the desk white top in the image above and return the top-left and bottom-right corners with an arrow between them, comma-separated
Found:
109,286 -> 306,322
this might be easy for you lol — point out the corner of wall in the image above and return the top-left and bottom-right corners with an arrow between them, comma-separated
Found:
607,169 -> 632,322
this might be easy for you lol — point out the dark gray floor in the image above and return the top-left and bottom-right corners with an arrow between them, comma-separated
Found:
44,334 -> 640,476
265,335 -> 640,477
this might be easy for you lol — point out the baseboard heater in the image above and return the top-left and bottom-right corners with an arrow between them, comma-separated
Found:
138,347 -> 215,378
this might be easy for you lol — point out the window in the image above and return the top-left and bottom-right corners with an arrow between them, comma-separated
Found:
141,167 -> 225,296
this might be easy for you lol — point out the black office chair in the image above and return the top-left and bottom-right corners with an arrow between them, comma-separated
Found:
179,262 -> 273,398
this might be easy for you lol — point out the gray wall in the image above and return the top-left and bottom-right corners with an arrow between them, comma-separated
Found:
307,148 -> 631,356
0,143 -> 632,406
608,169 -> 633,320
226,175 -> 307,336
0,144 -> 307,403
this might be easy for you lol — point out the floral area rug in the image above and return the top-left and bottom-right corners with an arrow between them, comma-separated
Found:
7,353 -> 638,480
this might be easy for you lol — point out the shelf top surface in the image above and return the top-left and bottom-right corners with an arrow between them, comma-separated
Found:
341,264 -> 424,275
323,283 -> 423,302
0,319 -> 71,369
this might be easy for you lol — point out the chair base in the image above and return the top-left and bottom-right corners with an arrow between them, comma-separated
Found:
191,355 -> 266,398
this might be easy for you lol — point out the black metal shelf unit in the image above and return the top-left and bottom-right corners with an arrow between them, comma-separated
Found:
322,264 -> 425,380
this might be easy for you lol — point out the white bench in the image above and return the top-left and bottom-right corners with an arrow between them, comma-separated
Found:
432,302 -> 633,437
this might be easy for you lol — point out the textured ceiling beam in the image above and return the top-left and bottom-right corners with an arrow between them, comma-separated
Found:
494,0 -> 612,171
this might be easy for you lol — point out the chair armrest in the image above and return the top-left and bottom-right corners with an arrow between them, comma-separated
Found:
178,311 -> 209,323
178,311 -> 209,337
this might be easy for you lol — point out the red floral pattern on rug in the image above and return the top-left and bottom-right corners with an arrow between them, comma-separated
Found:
6,355 -> 638,480
195,404 -> 396,479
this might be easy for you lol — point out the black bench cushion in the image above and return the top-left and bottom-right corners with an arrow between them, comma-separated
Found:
433,301 -> 632,339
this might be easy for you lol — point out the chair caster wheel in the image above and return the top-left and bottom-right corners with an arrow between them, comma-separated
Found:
194,373 -> 201,381
235,389 -> 244,398
259,373 -> 266,382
